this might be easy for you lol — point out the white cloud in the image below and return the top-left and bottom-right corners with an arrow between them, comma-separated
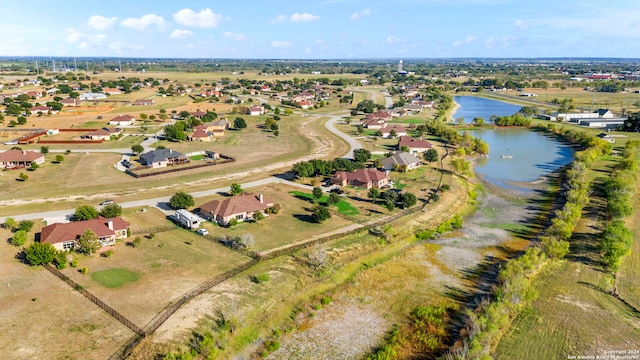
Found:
453,35 -> 477,47
110,41 -> 145,52
273,13 -> 320,23
484,35 -> 516,49
173,8 -> 223,28
515,19 -> 528,30
271,15 -> 287,23
271,40 -> 293,48
66,28 -> 106,44
290,13 -> 320,22
222,32 -> 246,41
386,36 -> 406,44
121,14 -> 166,31
170,29 -> 193,39
350,8 -> 372,21
87,15 -> 118,30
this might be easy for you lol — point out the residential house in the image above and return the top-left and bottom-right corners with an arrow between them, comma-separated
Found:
596,108 -> 615,118
78,92 -> 107,100
133,99 -> 154,106
398,136 -> 432,153
40,217 -> 130,251
331,168 -> 390,189
139,148 -> 188,168
30,106 -> 57,115
102,88 -> 122,95
26,90 -> 43,98
361,118 -> 387,129
248,105 -> 265,116
190,110 -> 207,118
597,133 -> 616,143
0,149 -> 45,168
366,111 -> 393,122
200,193 -> 274,226
209,119 -> 229,130
297,100 -> 313,109
60,97 -> 81,107
379,125 -> 408,138
83,128 -> 121,141
381,151 -> 422,172
403,104 -> 423,113
108,114 -> 136,126
189,125 -> 213,142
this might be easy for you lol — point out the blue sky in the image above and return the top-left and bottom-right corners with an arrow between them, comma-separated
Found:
0,0 -> 638,59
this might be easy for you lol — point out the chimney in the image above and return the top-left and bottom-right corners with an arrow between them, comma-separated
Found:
259,194 -> 264,203
107,220 -> 114,231
22,151 -> 27,155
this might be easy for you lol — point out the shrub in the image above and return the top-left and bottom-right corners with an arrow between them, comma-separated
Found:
10,230 -> 27,246
133,237 -> 142,248
265,340 -> 280,352
80,266 -> 89,274
320,296 -> 332,305
102,249 -> 114,258
70,260 -> 79,268
253,273 -> 270,284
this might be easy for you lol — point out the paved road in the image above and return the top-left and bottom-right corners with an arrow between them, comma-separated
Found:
324,115 -> 362,159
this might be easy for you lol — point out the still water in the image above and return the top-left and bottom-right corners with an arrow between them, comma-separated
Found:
454,96 -> 522,123
453,96 -> 575,189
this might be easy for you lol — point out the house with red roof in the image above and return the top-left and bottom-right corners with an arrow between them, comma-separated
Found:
102,88 -> 122,95
40,217 -> 130,251
331,168 -> 389,189
379,124 -> 407,138
398,136 -> 433,154
200,193 -> 274,226
60,98 -> 81,107
83,128 -> 121,141
0,149 -> 45,168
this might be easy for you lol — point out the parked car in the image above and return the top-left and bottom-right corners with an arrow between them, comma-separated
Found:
100,200 -> 115,206
121,160 -> 132,168
195,228 -> 209,236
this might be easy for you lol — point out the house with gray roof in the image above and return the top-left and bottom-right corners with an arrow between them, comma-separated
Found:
139,148 -> 188,168
381,151 -> 422,172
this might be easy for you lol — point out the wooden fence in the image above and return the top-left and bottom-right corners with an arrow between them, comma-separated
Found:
44,265 -> 144,335
125,156 -> 235,178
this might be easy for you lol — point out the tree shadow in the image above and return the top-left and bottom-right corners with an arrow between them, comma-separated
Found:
292,213 -> 315,223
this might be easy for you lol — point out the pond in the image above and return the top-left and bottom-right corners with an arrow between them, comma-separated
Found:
453,96 -> 575,190
454,96 -> 522,124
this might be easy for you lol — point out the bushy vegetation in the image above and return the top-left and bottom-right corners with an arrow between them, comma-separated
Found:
292,157 -> 365,178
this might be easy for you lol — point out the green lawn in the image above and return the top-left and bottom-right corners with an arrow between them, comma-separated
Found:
190,155 -> 205,160
289,190 -> 360,216
91,268 -> 140,288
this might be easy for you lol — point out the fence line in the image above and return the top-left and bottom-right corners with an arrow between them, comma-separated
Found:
44,265 -> 144,335
125,157 -> 236,178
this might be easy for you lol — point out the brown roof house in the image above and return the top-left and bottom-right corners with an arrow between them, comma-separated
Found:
0,149 -> 45,168
248,105 -> 265,116
200,193 -> 274,226
331,168 -> 389,189
40,217 -> 130,252
133,99 -> 154,106
83,128 -> 122,141
398,136 -> 432,154
379,124 -> 407,138
109,114 -> 136,126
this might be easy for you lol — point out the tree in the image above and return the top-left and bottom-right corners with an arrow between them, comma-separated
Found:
400,145 -> 410,153
74,205 -> 99,221
400,192 -> 417,209
450,158 -> 472,176
40,146 -> 49,154
131,144 -> 144,155
423,148 -> 439,163
170,192 -> 194,209
368,188 -> 380,202
353,148 -> 372,163
233,117 -> 247,129
274,130 -> 279,137
472,117 -> 485,126
24,242 -> 57,266
29,162 -> 39,171
18,220 -> 33,232
55,154 -> 65,163
312,187 -> 323,202
100,203 -> 123,218
18,173 -> 28,181
10,230 -> 27,246
327,192 -> 341,206
4,217 -> 17,231
311,205 -> 331,223
77,229 -> 101,256
356,125 -> 365,135
253,211 -> 265,223
229,183 -> 243,196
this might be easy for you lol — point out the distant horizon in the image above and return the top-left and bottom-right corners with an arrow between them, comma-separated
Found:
1,1 -> 639,58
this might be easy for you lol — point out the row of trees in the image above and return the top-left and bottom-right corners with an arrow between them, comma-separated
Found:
493,113 -> 532,127
600,140 -> 639,272
292,157 -> 365,178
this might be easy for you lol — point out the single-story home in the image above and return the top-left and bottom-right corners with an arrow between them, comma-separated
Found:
139,148 -> 188,168
331,168 -> 390,189
0,149 -> 45,168
379,125 -> 407,138
248,105 -> 265,116
381,151 -> 422,172
60,97 -> 81,107
190,110 -> 207,118
83,128 -> 121,141
398,136 -> 433,154
30,106 -> 57,115
102,88 -> 122,95
40,217 -> 130,251
361,118 -> 386,129
108,114 -> 136,126
78,92 -> 107,101
200,193 -> 274,226
133,99 -> 154,106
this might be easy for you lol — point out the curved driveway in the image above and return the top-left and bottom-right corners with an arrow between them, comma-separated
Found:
323,115 -> 362,159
